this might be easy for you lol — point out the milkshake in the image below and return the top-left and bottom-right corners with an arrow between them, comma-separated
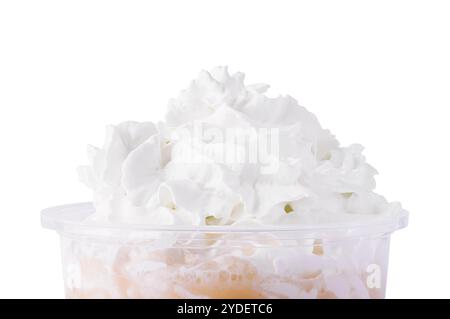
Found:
42,67 -> 408,298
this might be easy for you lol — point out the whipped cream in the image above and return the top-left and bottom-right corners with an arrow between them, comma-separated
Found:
78,66 -> 405,226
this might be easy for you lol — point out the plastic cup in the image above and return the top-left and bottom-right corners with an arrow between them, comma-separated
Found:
41,202 -> 408,299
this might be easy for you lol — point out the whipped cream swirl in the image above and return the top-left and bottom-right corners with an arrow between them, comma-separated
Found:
78,67 -> 405,226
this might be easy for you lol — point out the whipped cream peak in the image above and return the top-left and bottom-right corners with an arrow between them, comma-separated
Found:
78,66 -> 406,226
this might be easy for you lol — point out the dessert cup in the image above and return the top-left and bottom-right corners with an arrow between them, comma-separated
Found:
41,202 -> 408,299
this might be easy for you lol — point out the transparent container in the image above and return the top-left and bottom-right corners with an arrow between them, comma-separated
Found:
41,202 -> 408,299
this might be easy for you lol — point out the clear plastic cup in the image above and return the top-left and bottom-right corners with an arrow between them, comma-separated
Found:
41,202 -> 408,299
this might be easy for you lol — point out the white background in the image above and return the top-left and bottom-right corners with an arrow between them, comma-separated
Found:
0,0 -> 449,299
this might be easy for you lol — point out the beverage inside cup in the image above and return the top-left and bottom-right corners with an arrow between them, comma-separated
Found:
41,202 -> 407,298
42,67 -> 408,298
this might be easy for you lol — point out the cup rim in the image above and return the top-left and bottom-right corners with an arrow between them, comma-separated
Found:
41,202 -> 409,236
